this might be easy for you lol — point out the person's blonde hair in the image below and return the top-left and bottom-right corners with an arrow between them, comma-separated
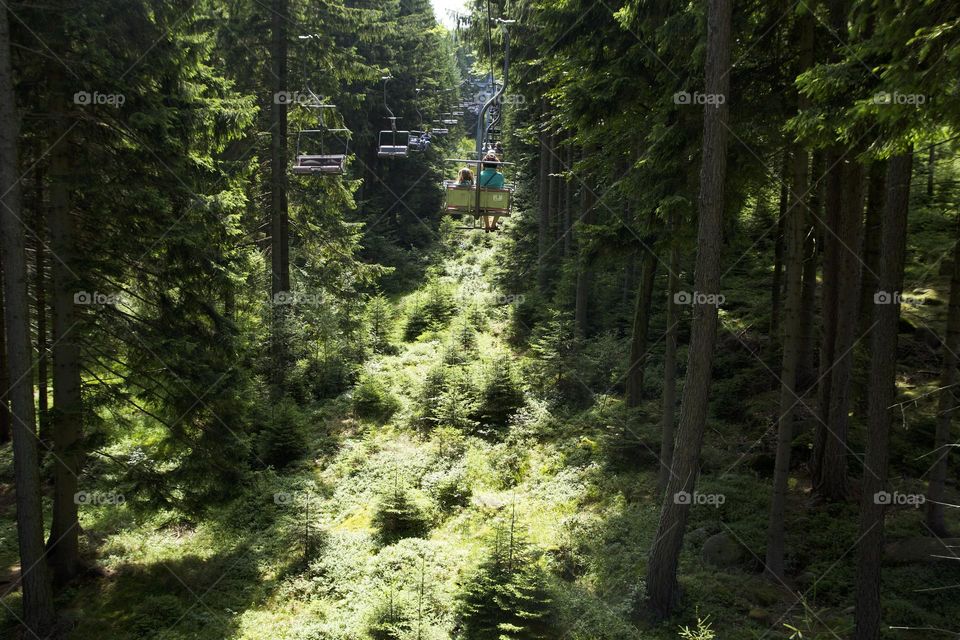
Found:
458,167 -> 473,182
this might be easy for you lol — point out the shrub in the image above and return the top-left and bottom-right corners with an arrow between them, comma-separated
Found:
353,375 -> 401,423
367,589 -> 416,640
474,358 -> 525,436
257,396 -> 307,469
404,279 -> 456,340
371,479 -> 431,544
366,294 -> 399,355
423,462 -> 471,512
443,318 -> 479,365
456,526 -> 554,639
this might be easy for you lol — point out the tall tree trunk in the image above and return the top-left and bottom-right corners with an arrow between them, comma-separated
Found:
34,169 -> 49,442
563,143 -> 573,257
622,250 -> 637,311
925,209 -> 960,536
771,154 -> 789,337
766,6 -> 813,569
537,113 -> 550,293
547,134 -> 558,255
270,0 -> 290,390
0,6 -> 56,630
47,86 -> 82,585
625,228 -> 658,407
853,151 -> 912,640
812,152 -> 842,489
859,161 -> 886,337
817,160 -> 865,501
574,156 -> 597,337
765,142 -> 810,581
658,217 -> 682,494
797,151 -> 823,393
645,0 -> 731,618
0,263 -> 9,445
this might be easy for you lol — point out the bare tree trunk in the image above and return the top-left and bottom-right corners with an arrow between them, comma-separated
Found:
563,143 -> 573,257
926,209 -> 960,536
270,0 -> 290,391
766,9 -> 813,570
0,262 -> 9,445
47,86 -> 82,586
853,151 -> 912,640
765,146 -> 810,579
812,152 -> 841,490
771,154 -> 789,337
34,170 -> 49,442
574,155 -> 597,337
658,216 -> 681,494
645,0 -> 731,618
537,112 -> 550,293
859,161 -> 886,336
817,160 -> 865,501
797,151 -> 823,393
625,229 -> 658,407
547,134 -> 560,245
0,6 -> 56,629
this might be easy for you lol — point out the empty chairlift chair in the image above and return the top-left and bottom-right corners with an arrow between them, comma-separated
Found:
293,127 -> 350,176
378,125 -> 410,158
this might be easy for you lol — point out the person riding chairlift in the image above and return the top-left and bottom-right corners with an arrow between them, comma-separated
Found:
456,167 -> 473,185
478,153 -> 504,232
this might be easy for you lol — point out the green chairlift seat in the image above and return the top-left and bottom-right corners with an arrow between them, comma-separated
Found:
443,181 -> 513,216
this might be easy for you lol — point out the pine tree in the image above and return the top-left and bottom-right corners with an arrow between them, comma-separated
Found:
457,516 -> 554,640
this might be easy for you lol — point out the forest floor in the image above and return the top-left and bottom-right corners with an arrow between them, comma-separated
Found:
2,208 -> 960,639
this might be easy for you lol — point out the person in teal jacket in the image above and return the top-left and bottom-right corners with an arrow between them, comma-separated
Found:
478,153 -> 505,231
478,154 -> 505,188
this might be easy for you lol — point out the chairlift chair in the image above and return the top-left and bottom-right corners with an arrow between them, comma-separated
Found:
293,128 -> 350,175
443,181 -> 513,218
377,76 -> 409,158
378,129 -> 410,157
442,157 -> 514,225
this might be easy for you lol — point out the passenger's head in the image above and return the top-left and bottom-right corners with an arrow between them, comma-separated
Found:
482,153 -> 499,170
458,167 -> 473,183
